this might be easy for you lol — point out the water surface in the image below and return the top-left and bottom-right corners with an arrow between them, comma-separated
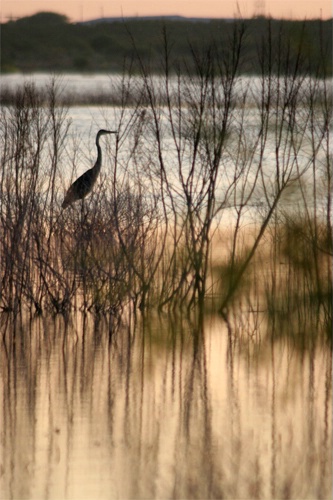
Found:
0,312 -> 331,499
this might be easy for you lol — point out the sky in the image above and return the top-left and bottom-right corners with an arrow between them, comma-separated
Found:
0,0 -> 331,23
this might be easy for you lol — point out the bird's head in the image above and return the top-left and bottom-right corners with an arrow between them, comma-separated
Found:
98,129 -> 118,137
96,129 -> 118,145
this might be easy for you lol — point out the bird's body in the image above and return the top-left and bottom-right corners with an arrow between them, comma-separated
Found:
62,129 -> 117,209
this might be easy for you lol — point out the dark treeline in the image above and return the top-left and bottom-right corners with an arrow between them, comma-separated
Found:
1,12 -> 332,75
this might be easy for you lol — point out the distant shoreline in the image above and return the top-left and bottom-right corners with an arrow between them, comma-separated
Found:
1,13 -> 332,75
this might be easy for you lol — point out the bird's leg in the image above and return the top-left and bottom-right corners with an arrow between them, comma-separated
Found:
80,198 -> 89,244
81,198 -> 85,222
80,198 -> 87,308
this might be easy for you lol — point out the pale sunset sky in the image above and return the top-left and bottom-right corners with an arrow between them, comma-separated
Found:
1,0 -> 331,22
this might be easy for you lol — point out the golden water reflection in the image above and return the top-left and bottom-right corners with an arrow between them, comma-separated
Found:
0,313 -> 331,500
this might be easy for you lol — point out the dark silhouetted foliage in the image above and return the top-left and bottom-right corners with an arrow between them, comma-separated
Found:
1,12 -> 332,75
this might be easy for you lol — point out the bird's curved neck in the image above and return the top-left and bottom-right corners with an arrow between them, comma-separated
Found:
94,135 -> 102,173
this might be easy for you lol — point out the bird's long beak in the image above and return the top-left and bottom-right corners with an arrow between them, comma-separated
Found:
110,130 -> 119,141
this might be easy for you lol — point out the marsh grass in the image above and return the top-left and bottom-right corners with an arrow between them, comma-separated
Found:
264,216 -> 332,346
210,213 -> 332,350
0,23 -> 331,350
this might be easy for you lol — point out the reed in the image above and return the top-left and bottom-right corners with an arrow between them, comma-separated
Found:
0,23 -> 331,339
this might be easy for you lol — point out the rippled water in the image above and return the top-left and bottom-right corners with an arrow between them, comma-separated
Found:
0,312 -> 331,500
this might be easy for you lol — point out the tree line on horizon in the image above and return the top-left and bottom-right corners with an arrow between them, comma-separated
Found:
1,11 -> 332,75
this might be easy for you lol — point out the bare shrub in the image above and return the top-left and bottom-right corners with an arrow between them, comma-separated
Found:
0,22 -> 331,330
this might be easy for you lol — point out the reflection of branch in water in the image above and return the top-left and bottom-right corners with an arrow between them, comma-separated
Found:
177,312 -> 222,498
0,310 -> 331,499
222,310 -> 243,494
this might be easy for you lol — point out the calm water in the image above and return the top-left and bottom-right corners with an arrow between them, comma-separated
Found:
0,312 -> 331,500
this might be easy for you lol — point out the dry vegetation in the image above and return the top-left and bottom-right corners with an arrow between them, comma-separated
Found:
0,23 -> 331,347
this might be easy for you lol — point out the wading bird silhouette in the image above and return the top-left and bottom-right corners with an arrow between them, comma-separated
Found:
62,129 -> 117,209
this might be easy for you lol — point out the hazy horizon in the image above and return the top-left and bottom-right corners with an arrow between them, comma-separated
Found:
1,0 -> 331,23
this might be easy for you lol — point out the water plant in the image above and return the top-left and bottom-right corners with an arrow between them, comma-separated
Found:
0,21 -> 331,345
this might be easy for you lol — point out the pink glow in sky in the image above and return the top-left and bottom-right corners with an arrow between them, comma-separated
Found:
1,0 -> 331,22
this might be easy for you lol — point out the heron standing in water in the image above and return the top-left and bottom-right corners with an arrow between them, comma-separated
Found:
62,129 -> 117,209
